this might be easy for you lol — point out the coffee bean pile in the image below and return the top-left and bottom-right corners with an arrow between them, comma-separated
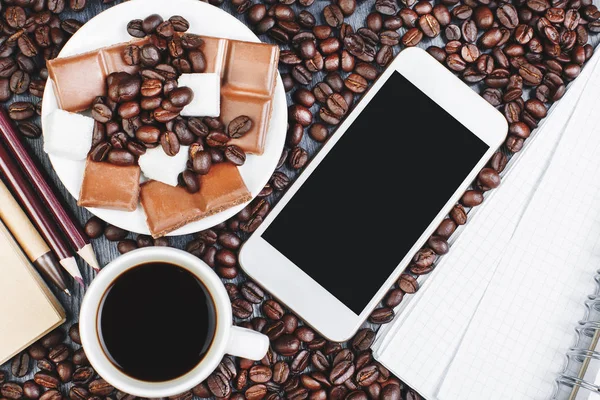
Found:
1,0 -> 599,398
88,14 -> 252,193
0,0 -> 103,138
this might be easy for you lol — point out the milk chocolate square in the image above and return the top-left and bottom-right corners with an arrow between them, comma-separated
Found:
139,181 -> 202,238
201,36 -> 228,77
78,160 -> 140,211
140,164 -> 251,237
221,91 -> 272,155
223,41 -> 279,96
48,51 -> 107,113
199,163 -> 252,215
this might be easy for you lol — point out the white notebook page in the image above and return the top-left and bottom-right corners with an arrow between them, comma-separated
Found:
438,60 -> 600,400
373,52 -> 600,400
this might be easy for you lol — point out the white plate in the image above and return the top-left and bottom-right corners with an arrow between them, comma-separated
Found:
41,0 -> 286,236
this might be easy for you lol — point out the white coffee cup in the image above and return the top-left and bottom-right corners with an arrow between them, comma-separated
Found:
80,247 -> 269,398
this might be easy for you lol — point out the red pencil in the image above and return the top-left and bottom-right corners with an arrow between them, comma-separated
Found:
0,107 -> 99,271
0,140 -> 83,286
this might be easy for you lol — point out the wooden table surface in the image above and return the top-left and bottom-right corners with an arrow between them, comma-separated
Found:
1,0 -> 599,396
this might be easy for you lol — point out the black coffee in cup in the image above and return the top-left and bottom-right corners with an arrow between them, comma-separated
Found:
98,262 -> 216,382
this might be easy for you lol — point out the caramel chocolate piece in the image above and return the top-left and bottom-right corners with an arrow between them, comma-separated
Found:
139,181 -> 202,238
199,163 -> 252,215
222,41 -> 279,96
78,159 -> 140,211
200,36 -> 279,155
201,36 -> 228,77
47,51 -> 107,113
220,91 -> 273,155
47,38 -> 147,112
140,163 -> 251,238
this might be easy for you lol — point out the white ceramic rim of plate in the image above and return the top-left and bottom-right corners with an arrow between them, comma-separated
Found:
41,0 -> 286,236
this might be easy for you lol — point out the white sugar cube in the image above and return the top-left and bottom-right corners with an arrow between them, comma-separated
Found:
178,73 -> 220,117
138,145 -> 189,187
43,109 -> 94,161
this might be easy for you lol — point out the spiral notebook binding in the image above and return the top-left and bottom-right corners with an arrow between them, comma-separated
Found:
554,269 -> 600,399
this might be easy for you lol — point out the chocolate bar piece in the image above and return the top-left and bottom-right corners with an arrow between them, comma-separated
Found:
140,163 -> 251,238
78,159 -> 141,211
221,91 -> 272,156
139,182 -> 201,238
199,163 -> 253,215
47,39 -> 148,112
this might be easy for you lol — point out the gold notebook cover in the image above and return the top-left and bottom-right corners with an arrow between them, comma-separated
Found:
0,220 -> 66,364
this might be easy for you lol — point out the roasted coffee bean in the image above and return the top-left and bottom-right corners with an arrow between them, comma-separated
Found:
48,344 -> 69,363
398,273 -> 418,293
352,328 -> 376,352
107,149 -> 135,166
323,4 -> 344,27
461,190 -> 484,207
56,361 -> 73,383
224,145 -> 246,166
418,14 -> 440,37
142,14 -> 163,34
381,384 -> 401,400
34,372 -> 59,389
232,298 -> 253,318
263,299 -> 285,320
519,63 -> 543,85
330,361 -> 355,385
288,147 -> 308,169
205,131 -> 229,147
117,239 -> 138,254
103,224 -> 129,242
28,342 -> 48,360
369,307 -> 394,324
385,288 -> 405,308
478,167 -> 501,189
88,379 -> 114,396
2,383 -> 24,400
12,352 -> 30,377
402,28 -> 423,47
289,104 -> 313,126
326,93 -> 349,117
72,347 -> 89,366
344,73 -> 367,93
291,349 -> 310,373
89,142 -> 111,162
273,334 -> 300,356
159,130 -> 180,156
37,359 -> 55,372
40,330 -> 64,348
450,203 -> 467,225
228,115 -> 253,138
376,0 -> 399,15
126,19 -> 145,37
249,365 -> 273,383
272,361 -> 290,384
356,365 -> 380,387
270,171 -> 290,191
246,384 -> 268,400
8,101 -> 35,120
69,387 -> 89,400
23,381 -> 41,400
240,281 -> 264,304
428,236 -> 449,254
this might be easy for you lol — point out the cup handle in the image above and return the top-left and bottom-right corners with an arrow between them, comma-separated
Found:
226,326 -> 269,361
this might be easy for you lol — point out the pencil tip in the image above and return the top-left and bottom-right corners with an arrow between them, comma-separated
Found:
78,244 -> 101,271
64,289 -> 72,296
59,257 -> 84,284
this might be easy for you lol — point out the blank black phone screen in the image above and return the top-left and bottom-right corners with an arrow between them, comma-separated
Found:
262,71 -> 489,315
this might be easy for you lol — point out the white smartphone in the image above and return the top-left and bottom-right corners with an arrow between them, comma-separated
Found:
240,47 -> 507,342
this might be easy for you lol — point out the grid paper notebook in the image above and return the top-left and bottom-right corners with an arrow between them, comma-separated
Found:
373,51 -> 600,400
